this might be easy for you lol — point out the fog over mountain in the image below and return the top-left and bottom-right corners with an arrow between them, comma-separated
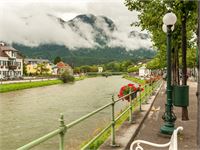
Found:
1,12 -> 151,50
0,1 -> 155,66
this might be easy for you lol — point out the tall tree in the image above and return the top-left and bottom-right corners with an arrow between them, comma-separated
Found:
197,0 -> 200,148
181,0 -> 189,120
54,56 -> 62,64
125,0 -> 197,120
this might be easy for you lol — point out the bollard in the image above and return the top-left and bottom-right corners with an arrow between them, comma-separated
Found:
111,95 -> 116,146
59,113 -> 66,150
144,84 -> 148,104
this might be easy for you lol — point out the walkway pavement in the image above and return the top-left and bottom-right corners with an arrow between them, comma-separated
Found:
129,81 -> 198,150
100,81 -> 198,150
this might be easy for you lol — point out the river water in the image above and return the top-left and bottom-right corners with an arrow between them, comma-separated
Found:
0,76 -> 133,150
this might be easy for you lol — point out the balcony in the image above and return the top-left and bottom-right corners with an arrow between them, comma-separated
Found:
9,65 -> 17,70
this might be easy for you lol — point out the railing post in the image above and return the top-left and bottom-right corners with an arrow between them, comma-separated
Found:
129,89 -> 133,123
111,95 -> 116,146
144,84 -> 148,104
139,90 -> 142,112
59,113 -> 66,150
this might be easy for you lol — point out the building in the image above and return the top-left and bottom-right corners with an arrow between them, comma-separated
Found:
0,42 -> 23,79
98,67 -> 103,73
53,61 -> 73,75
139,66 -> 150,77
24,58 -> 52,75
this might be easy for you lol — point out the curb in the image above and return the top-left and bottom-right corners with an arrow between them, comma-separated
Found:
125,82 -> 163,149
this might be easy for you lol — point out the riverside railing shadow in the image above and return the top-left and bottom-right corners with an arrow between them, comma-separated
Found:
17,80 -> 162,150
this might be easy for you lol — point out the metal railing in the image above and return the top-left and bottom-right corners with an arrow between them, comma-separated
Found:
17,80 -> 162,150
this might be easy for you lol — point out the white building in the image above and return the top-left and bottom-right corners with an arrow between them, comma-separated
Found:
139,66 -> 150,77
0,42 -> 23,79
98,67 -> 103,73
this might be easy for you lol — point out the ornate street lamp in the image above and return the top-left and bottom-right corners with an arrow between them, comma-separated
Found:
160,12 -> 177,135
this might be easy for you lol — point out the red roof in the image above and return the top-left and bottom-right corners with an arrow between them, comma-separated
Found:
56,61 -> 66,68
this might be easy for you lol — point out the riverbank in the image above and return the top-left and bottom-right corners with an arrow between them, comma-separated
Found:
0,80 -> 62,93
123,75 -> 146,85
0,76 -> 87,93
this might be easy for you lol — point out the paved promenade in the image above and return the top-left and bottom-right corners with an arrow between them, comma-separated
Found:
130,81 -> 198,150
100,81 -> 198,150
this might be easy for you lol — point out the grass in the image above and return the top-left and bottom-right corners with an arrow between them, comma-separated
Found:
81,106 -> 131,150
75,76 -> 87,81
0,76 -> 90,93
123,75 -> 146,85
0,80 -> 63,93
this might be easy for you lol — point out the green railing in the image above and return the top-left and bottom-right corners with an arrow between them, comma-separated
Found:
17,80 -> 162,150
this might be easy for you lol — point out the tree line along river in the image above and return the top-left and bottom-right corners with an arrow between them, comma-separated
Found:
0,76 -> 133,150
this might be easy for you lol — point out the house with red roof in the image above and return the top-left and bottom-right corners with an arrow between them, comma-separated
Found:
52,61 -> 73,75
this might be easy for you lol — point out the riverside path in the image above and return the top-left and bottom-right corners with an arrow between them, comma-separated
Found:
129,81 -> 197,150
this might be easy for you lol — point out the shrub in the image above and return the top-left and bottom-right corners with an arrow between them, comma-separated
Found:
59,71 -> 75,83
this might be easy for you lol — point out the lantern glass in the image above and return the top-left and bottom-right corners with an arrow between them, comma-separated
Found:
163,12 -> 177,25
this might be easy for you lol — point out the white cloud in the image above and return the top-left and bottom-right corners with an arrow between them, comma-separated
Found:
0,0 -> 152,50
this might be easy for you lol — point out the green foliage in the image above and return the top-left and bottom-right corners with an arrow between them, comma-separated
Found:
23,63 -> 28,76
125,0 -> 197,68
13,44 -> 156,66
0,80 -> 62,93
146,57 -> 165,70
124,75 -> 146,85
127,66 -> 139,73
54,56 -> 62,64
59,71 -> 75,83
35,63 -> 50,75
187,48 -> 197,68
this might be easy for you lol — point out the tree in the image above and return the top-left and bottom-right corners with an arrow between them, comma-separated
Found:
54,56 -> 62,64
23,63 -> 28,76
59,70 -> 75,83
125,0 -> 197,120
127,66 -> 139,73
35,63 -> 49,75
197,1 -> 200,148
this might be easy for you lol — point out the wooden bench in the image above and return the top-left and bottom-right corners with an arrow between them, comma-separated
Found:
130,126 -> 183,150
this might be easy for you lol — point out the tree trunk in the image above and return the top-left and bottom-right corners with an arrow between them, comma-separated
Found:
181,8 -> 189,120
197,1 -> 200,149
176,46 -> 180,85
172,47 -> 176,85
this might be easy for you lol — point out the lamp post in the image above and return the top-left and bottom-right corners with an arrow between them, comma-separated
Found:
160,12 -> 177,135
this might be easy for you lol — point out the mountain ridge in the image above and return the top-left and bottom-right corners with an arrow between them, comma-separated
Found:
12,14 -> 155,66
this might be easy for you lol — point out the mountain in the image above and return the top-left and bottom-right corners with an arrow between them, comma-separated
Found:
12,14 -> 155,66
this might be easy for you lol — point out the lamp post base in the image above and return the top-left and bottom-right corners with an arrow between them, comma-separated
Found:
160,122 -> 175,135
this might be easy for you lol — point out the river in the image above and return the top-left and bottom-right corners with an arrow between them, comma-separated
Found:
0,76 -> 133,150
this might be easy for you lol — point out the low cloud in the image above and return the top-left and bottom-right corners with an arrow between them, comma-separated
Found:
0,0 -> 152,50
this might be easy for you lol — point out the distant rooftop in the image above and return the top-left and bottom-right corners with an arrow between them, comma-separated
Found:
24,58 -> 50,64
0,42 -> 18,52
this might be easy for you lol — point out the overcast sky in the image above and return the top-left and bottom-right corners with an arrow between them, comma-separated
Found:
0,0 -> 139,30
0,0 -> 151,49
